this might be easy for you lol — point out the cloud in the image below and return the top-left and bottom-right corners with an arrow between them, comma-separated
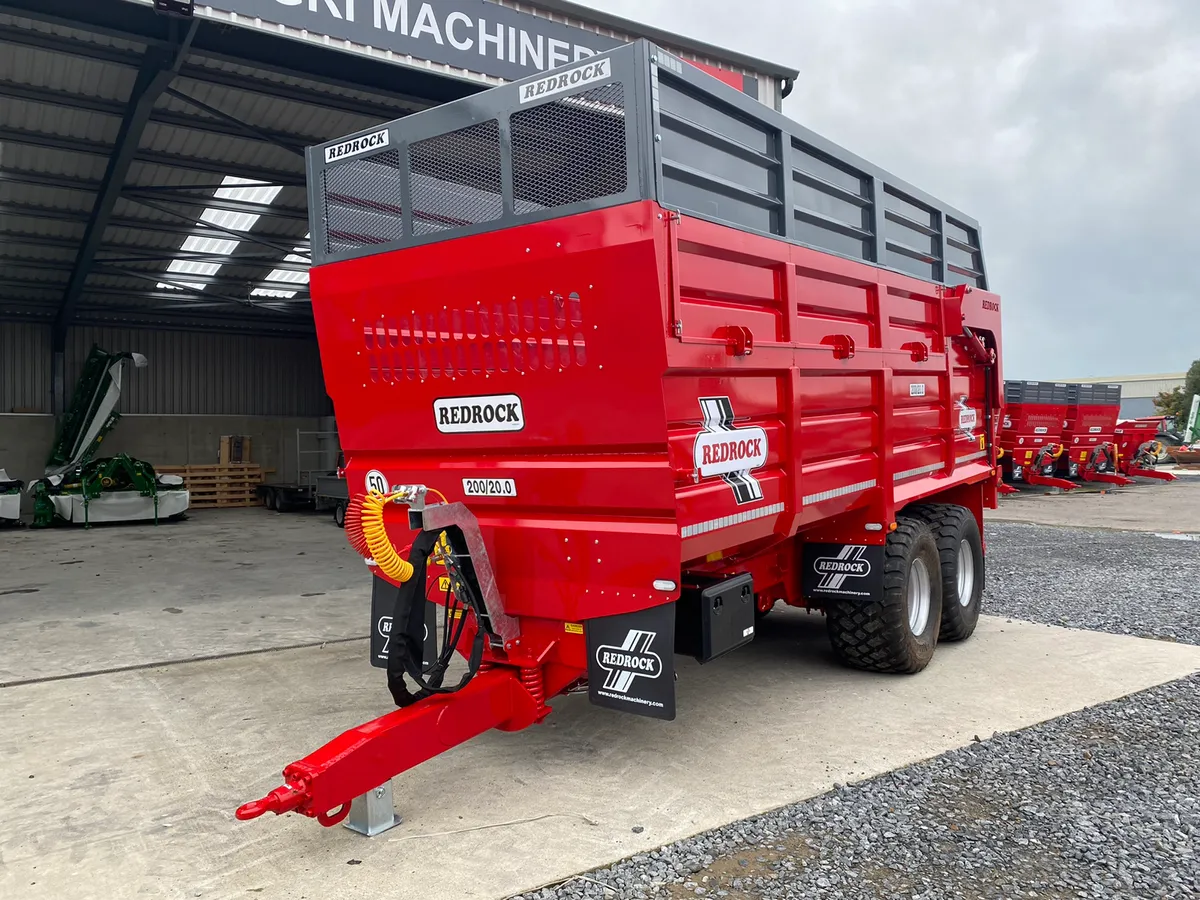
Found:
577,0 -> 1200,377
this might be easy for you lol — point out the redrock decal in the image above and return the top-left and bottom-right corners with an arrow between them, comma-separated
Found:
519,58 -> 612,103
693,397 -> 768,504
698,434 -> 766,472
324,128 -> 389,164
434,394 -> 524,434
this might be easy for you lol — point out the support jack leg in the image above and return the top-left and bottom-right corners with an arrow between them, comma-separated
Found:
343,781 -> 402,837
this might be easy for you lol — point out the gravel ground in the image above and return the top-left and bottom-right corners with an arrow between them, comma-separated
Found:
511,521 -> 1200,900
984,522 -> 1200,644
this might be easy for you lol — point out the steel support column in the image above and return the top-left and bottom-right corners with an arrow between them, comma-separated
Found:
51,20 -> 197,412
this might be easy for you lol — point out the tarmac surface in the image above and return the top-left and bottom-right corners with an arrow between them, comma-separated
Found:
1,490 -> 1197,900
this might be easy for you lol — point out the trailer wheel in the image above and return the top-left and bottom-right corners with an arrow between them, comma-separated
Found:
910,504 -> 984,642
263,489 -> 277,511
333,501 -> 347,529
825,517 -> 943,674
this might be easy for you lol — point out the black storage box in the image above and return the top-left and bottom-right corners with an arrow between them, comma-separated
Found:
675,572 -> 755,663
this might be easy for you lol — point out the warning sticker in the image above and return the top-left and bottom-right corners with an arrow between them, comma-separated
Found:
564,622 -> 584,635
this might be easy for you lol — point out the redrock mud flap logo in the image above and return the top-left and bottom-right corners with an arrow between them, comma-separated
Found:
802,543 -> 884,600
694,397 -> 768,505
597,631 -> 662,692
586,603 -> 676,720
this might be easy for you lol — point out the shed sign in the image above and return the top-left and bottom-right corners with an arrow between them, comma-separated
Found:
214,0 -> 622,83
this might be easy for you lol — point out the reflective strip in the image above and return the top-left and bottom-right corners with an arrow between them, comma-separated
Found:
680,502 -> 786,539
894,450 -> 992,482
802,479 -> 878,506
893,462 -> 944,481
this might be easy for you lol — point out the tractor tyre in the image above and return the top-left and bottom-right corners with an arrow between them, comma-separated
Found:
825,516 -> 942,674
334,501 -> 347,529
910,504 -> 984,642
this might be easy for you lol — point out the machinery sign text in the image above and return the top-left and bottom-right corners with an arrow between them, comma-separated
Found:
222,0 -> 622,84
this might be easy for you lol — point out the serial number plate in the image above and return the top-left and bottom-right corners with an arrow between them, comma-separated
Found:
462,477 -> 517,498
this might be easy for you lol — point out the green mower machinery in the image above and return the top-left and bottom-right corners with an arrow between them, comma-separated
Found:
28,346 -> 189,528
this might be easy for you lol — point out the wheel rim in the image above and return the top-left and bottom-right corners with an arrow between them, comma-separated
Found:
908,557 -> 932,636
956,539 -> 975,607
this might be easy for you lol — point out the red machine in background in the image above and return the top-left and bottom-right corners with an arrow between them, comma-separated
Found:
237,41 -> 1004,831
999,383 -> 1179,489
1057,383 -> 1134,487
1114,417 -> 1177,482
998,381 -> 1076,490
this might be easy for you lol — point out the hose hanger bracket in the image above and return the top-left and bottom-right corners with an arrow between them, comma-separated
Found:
381,484 -> 518,645
420,498 -> 520,645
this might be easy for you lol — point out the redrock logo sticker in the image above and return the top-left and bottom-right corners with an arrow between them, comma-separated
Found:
814,546 -> 871,590
595,630 -> 663,694
694,397 -> 768,505
434,394 -> 524,434
324,128 -> 389,164
519,58 -> 612,103
802,543 -> 883,599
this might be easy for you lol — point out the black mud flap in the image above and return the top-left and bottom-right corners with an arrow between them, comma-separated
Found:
802,543 -> 885,601
585,603 -> 676,721
370,574 -> 438,670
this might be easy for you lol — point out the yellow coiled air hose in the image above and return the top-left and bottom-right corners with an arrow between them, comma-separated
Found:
360,491 -> 414,583
345,487 -> 451,584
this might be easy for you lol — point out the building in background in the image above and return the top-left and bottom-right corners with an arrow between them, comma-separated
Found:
0,0 -> 797,510
1073,373 -> 1185,419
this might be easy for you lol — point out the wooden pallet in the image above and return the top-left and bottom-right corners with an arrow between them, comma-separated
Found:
156,464 -> 265,509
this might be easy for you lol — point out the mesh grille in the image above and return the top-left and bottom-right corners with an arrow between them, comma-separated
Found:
322,150 -> 404,255
409,120 -> 503,236
512,82 -> 627,212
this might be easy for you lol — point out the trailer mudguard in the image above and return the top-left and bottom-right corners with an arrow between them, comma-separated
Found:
585,603 -> 677,721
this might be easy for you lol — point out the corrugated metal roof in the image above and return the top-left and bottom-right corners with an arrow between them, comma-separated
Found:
0,0 -> 794,336
0,4 -> 420,329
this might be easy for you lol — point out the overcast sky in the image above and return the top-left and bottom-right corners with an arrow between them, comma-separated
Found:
577,0 -> 1199,379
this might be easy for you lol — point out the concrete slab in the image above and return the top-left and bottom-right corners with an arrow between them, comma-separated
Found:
2,611 -> 1197,900
988,475 -> 1200,534
0,508 -> 367,683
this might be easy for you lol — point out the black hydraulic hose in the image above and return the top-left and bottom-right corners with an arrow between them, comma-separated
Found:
387,529 -> 487,707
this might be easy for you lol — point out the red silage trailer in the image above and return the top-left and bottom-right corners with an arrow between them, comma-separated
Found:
998,381 -> 1076,490
237,41 -> 1004,829
1058,384 -> 1133,486
1114,418 -> 1177,482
